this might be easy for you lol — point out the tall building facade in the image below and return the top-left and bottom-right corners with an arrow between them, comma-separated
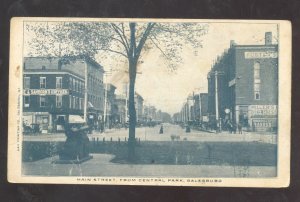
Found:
207,32 -> 278,132
23,56 -> 104,133
135,93 -> 144,123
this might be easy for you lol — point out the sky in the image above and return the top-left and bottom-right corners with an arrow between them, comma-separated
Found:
103,22 -> 278,115
24,21 -> 278,115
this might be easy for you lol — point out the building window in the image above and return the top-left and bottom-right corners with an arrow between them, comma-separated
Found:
40,77 -> 46,89
70,77 -> 73,90
42,65 -> 46,70
56,95 -> 62,108
73,96 -> 76,109
40,96 -> 46,107
76,80 -> 79,92
79,98 -> 82,110
254,83 -> 260,100
56,77 -> 62,89
255,92 -> 260,100
254,62 -> 261,100
24,77 -> 30,89
73,79 -> 76,91
254,62 -> 260,79
75,97 -> 78,109
69,95 -> 72,109
24,96 -> 30,107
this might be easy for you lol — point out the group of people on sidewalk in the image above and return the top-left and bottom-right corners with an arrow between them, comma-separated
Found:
225,121 -> 243,134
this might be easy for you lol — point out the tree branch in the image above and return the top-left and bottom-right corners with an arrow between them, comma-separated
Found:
121,23 -> 130,49
100,48 -> 128,58
135,23 -> 156,59
111,23 -> 130,55
148,36 -> 170,60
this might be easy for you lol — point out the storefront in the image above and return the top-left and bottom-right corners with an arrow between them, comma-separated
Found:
23,112 -> 51,133
248,105 -> 278,132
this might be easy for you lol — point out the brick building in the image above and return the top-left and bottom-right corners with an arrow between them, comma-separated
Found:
193,93 -> 209,123
207,32 -> 278,132
22,56 -> 104,133
208,32 -> 278,131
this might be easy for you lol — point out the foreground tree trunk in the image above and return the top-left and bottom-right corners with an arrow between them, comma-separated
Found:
128,59 -> 138,161
128,22 -> 138,162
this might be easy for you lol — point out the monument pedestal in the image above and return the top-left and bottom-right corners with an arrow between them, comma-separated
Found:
53,128 -> 93,164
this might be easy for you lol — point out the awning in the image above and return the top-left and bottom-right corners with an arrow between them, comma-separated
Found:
88,102 -> 94,108
69,115 -> 85,124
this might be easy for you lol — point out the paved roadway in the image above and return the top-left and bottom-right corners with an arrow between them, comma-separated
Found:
23,124 -> 277,144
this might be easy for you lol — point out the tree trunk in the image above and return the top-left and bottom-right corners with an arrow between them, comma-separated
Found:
128,59 -> 137,162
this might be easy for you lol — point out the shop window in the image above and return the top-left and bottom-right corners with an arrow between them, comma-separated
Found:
56,95 -> 62,108
24,77 -> 30,89
40,96 -> 46,107
24,96 -> 30,107
56,77 -> 62,89
40,77 -> 46,89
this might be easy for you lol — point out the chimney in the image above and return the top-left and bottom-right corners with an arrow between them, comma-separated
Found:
230,40 -> 236,47
265,32 -> 272,45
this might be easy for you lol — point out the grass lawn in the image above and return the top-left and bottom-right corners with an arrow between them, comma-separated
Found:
23,141 -> 276,166
91,141 -> 277,166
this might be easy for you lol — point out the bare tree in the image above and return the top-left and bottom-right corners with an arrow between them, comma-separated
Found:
26,20 -> 208,161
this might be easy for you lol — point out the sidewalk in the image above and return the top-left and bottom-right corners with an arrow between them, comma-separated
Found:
22,154 -> 276,178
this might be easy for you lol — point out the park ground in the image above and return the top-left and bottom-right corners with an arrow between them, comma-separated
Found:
22,124 -> 278,178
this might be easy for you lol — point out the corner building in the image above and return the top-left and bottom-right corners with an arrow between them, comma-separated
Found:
207,32 -> 278,132
23,56 -> 104,133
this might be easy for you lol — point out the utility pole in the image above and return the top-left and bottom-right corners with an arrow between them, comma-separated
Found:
199,93 -> 202,122
83,60 -> 88,122
214,70 -> 224,132
104,80 -> 108,127
215,71 -> 219,124
104,70 -> 112,129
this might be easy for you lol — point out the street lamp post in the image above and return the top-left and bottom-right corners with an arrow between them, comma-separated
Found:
214,70 -> 224,133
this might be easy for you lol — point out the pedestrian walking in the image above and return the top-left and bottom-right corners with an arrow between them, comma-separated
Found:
185,125 -> 191,133
228,121 -> 233,134
232,123 -> 237,134
238,122 -> 243,134
159,125 -> 164,134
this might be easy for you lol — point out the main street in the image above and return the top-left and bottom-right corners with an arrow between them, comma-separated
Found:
23,124 -> 277,144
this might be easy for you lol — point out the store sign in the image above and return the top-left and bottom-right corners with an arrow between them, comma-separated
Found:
202,116 -> 209,122
228,79 -> 236,87
249,105 -> 277,116
24,89 -> 69,95
252,119 -> 273,131
245,51 -> 278,59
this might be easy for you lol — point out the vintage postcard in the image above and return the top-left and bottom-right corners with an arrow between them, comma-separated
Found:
8,18 -> 291,187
